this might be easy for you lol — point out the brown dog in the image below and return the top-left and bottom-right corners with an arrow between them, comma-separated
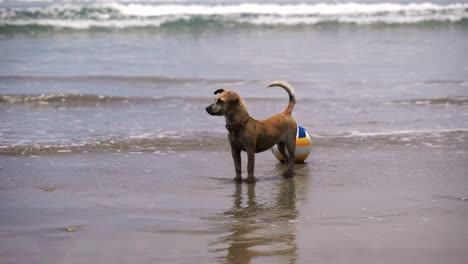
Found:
206,81 -> 297,183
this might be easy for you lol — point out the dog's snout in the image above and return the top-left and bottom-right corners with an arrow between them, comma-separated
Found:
205,105 -> 212,114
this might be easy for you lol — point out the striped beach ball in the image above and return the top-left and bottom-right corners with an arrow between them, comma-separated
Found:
271,125 -> 312,163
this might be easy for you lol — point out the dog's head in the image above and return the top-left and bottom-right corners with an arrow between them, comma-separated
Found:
206,89 -> 240,116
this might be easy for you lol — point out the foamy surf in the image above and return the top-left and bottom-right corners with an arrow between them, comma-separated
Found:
392,97 -> 468,106
1,2 -> 468,30
344,128 -> 468,138
309,128 -> 468,139
0,93 -> 132,104
110,3 -> 468,16
2,128 -> 466,155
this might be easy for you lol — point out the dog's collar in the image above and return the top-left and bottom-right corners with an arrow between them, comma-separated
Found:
225,114 -> 250,134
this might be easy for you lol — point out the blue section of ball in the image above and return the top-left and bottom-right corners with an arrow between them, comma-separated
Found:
298,125 -> 306,138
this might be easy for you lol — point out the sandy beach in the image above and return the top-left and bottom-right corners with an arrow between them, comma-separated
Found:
1,141 -> 467,263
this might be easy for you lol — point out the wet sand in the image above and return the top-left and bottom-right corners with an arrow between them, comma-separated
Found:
0,144 -> 467,264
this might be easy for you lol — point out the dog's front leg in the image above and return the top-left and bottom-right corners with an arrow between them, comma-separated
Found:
246,147 -> 256,183
231,148 -> 242,183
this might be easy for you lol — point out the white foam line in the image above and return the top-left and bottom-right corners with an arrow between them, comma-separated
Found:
3,2 -> 468,17
311,128 -> 468,138
0,18 -> 173,29
349,128 -> 468,137
1,2 -> 468,28
110,3 -> 468,17
367,216 -> 384,221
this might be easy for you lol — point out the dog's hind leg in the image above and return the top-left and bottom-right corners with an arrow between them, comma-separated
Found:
284,136 -> 296,178
277,142 -> 288,164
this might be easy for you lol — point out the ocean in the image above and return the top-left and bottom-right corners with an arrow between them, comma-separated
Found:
1,0 -> 468,263
1,0 -> 468,153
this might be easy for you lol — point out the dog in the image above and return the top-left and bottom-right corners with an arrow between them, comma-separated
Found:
206,81 -> 297,183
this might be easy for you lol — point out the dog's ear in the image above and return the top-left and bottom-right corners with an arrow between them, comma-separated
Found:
213,89 -> 225,95
227,92 -> 240,104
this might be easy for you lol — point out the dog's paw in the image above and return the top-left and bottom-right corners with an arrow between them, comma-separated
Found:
233,177 -> 243,184
283,170 -> 295,178
244,177 -> 257,184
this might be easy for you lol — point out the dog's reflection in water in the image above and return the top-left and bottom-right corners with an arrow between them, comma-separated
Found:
212,164 -> 309,264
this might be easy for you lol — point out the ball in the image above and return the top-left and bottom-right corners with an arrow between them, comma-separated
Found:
271,125 -> 312,163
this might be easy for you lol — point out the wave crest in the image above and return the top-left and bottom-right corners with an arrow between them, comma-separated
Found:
1,2 -> 468,30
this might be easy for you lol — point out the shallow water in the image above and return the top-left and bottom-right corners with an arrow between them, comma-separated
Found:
1,144 -> 467,263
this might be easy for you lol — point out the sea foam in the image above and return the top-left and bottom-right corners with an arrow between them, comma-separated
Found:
1,2 -> 468,29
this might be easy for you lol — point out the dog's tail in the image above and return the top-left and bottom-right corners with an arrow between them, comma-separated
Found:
267,81 -> 296,115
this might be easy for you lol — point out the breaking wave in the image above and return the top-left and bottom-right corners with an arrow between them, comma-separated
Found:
0,132 -> 225,155
1,128 -> 467,155
1,2 -> 468,31
0,93 -> 140,106
3,91 -> 468,108
0,93 -> 295,107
